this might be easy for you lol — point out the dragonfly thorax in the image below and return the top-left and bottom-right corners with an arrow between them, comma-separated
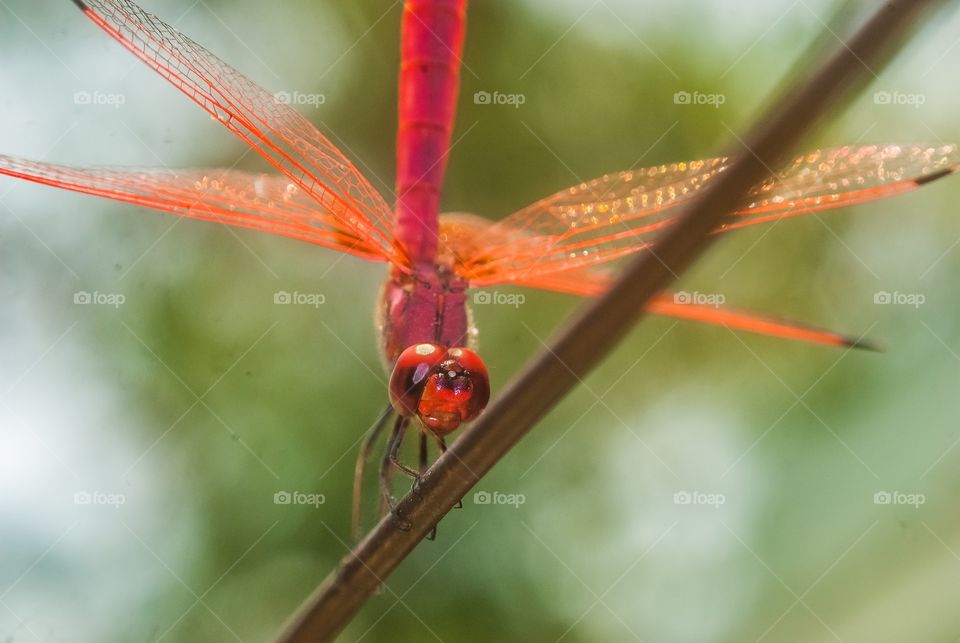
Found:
378,263 -> 473,365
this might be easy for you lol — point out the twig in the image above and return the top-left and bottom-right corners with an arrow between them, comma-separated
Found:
276,1 -> 949,640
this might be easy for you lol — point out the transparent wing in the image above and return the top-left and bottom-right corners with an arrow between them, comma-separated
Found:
70,0 -> 400,263
509,265 -> 875,350
0,157 -> 387,261
453,144 -> 960,285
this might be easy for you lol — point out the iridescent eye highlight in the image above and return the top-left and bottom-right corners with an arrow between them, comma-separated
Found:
389,343 -> 446,418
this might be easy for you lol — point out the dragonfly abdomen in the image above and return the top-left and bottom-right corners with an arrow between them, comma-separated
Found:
394,0 -> 467,264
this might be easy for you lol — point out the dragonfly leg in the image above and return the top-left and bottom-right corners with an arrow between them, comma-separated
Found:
433,435 -> 463,510
352,404 -> 394,542
420,431 -> 437,541
379,415 -> 409,517
419,429 -> 429,473
389,425 -> 422,480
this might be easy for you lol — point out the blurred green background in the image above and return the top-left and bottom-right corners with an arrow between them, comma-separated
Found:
1,0 -> 959,641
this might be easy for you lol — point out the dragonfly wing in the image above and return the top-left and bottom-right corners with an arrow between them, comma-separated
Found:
512,265 -> 876,350
68,0 -> 400,264
0,157 -> 388,261
454,144 -> 959,285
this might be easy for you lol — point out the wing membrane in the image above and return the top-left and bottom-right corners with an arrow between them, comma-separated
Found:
0,156 -> 387,260
70,0 -> 400,263
454,144 -> 960,285
512,266 -> 873,350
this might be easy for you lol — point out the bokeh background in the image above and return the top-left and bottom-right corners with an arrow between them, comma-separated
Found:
1,0 -> 959,641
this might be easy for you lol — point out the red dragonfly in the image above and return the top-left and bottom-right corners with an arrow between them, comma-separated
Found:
2,1 -> 958,531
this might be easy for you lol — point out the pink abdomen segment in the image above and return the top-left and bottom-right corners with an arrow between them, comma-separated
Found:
395,0 -> 467,264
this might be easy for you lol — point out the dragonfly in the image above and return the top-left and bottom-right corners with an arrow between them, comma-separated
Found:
2,0 -> 958,535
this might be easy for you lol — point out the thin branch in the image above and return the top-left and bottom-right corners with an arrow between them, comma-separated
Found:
276,1 -> 950,640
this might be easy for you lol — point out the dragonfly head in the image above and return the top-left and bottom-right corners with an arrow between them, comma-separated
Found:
389,343 -> 490,433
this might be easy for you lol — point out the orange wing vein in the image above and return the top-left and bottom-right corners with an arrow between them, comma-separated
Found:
450,144 -> 959,285
505,265 -> 876,350
0,160 -> 387,261
36,0 -> 402,263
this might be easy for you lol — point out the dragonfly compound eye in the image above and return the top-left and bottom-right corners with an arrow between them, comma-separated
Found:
416,347 -> 490,433
389,343 -> 446,417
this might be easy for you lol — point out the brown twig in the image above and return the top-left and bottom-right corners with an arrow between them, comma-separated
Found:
276,1 -> 949,640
